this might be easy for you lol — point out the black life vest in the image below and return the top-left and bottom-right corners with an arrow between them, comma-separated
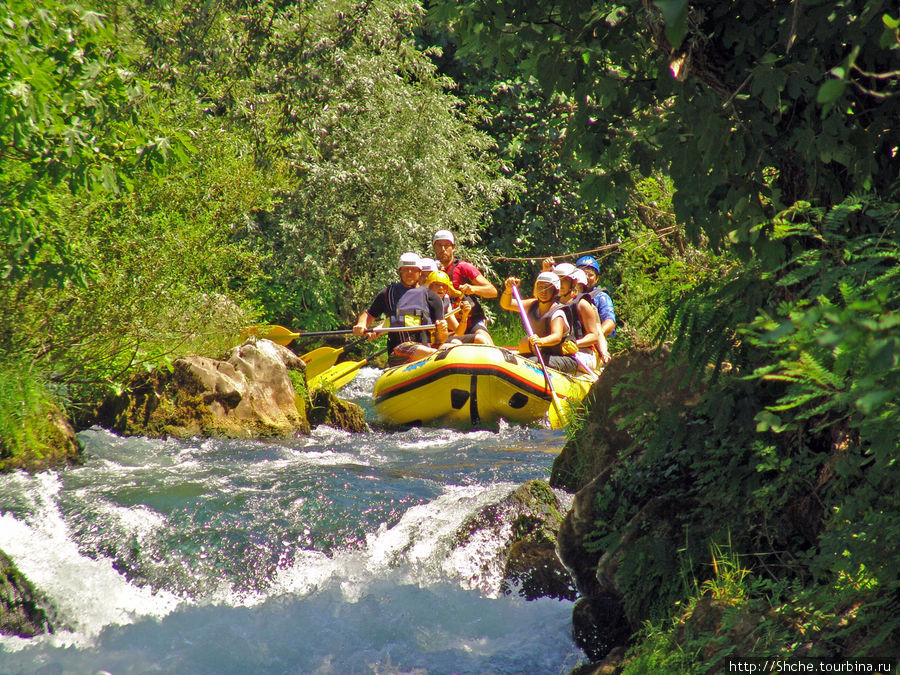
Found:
387,285 -> 432,345
526,300 -> 566,356
563,292 -> 593,341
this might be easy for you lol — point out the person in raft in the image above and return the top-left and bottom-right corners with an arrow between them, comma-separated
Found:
417,257 -> 439,286
574,255 -> 616,338
499,271 -> 578,374
427,270 -> 474,343
352,252 -> 448,366
431,229 -> 496,345
553,263 -> 612,371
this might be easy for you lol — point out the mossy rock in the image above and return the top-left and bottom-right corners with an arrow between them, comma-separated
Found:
307,390 -> 368,432
90,338 -> 311,438
0,550 -> 53,637
0,403 -> 82,474
453,479 -> 576,601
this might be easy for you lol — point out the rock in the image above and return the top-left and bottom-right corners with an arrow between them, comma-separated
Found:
93,338 -> 311,438
453,479 -> 577,601
0,402 -> 82,473
571,646 -> 628,675
307,390 -> 368,432
551,350 -> 701,493
554,349 -> 705,661
0,550 -> 52,637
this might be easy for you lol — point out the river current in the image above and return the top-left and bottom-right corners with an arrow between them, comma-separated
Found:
0,368 -> 583,674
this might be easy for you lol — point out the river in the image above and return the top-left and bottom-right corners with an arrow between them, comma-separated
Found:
0,368 -> 583,674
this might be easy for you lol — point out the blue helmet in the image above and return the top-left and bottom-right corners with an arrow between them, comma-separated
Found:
575,255 -> 600,275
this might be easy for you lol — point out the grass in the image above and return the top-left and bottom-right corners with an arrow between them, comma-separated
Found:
0,360 -> 57,462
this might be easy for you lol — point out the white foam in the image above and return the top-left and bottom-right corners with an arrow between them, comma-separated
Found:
264,482 -> 519,607
0,473 -> 181,648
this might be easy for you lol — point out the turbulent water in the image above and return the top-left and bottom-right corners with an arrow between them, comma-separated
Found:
0,368 -> 583,674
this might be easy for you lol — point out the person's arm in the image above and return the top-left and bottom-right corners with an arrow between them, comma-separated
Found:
499,276 -> 523,311
452,300 -> 472,337
426,290 -> 449,345
353,290 -> 387,337
595,292 -> 617,337
352,311 -> 377,338
531,315 -> 568,349
575,300 -> 600,351
596,326 -> 611,364
459,273 -> 498,299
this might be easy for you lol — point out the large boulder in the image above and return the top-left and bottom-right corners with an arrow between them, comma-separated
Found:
94,338 -> 311,438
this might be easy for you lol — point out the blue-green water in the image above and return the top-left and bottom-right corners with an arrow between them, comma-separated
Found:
0,368 -> 582,674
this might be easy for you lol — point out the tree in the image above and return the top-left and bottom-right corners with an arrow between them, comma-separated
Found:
0,0 -> 181,286
120,0 -> 513,327
430,0 -> 900,262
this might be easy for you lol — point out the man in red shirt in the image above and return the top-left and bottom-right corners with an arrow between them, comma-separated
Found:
431,230 -> 497,345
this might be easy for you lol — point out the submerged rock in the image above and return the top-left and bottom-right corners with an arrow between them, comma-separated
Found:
0,550 -> 52,637
93,337 -> 311,438
454,479 -> 577,601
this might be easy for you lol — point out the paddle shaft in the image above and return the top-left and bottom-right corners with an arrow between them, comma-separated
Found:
303,323 -> 448,338
510,285 -> 567,423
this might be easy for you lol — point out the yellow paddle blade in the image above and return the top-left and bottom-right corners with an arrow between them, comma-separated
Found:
242,325 -> 300,346
304,350 -> 344,381
307,360 -> 365,391
299,345 -> 340,364
547,392 -> 572,429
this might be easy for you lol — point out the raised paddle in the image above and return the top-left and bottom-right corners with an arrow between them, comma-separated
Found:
308,346 -> 391,391
510,285 -> 569,429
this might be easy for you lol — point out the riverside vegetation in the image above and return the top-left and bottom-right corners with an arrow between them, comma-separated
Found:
2,0 -> 899,670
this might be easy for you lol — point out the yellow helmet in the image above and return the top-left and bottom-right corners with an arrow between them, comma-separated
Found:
427,271 -> 462,297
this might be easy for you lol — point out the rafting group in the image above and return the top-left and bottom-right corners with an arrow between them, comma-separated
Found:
352,229 -> 616,377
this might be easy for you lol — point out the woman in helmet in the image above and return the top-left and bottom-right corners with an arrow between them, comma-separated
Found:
499,271 -> 577,374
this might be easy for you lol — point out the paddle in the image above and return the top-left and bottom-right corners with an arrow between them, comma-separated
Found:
301,335 -> 371,381
510,285 -> 569,429
308,346 -> 390,391
246,323 -> 449,347
307,307 -> 462,390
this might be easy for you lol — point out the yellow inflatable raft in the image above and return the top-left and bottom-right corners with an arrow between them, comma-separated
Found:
372,344 -> 595,428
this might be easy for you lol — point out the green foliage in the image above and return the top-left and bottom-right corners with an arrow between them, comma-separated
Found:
432,0 -> 900,263
0,0 -> 186,286
121,0 -> 512,328
0,135 -> 275,404
576,195 -> 900,661
613,177 -> 736,349
0,360 -> 55,460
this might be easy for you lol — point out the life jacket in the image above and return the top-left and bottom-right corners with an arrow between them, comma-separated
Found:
446,259 -> 485,330
526,300 -> 566,356
387,285 -> 432,345
563,292 -> 592,341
